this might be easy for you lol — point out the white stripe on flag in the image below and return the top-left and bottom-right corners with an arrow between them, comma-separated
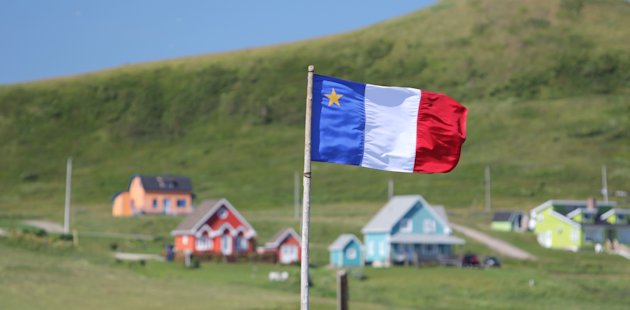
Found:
361,84 -> 421,173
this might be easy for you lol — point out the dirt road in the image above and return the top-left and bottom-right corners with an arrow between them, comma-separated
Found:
451,223 -> 536,260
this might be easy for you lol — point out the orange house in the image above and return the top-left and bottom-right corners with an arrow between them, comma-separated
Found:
264,228 -> 301,264
112,175 -> 193,217
171,199 -> 257,256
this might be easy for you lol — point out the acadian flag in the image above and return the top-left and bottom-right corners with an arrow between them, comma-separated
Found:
311,74 -> 467,173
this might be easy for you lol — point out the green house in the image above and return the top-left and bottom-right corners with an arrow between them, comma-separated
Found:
491,211 -> 525,232
529,199 -> 628,251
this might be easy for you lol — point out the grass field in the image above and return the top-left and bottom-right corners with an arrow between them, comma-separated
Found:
2,203 -> 630,310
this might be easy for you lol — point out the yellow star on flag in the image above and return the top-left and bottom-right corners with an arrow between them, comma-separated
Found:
325,88 -> 343,107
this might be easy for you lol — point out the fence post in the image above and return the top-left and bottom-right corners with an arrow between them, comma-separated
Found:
337,269 -> 348,310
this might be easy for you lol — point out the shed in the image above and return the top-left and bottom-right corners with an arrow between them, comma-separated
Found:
329,234 -> 363,267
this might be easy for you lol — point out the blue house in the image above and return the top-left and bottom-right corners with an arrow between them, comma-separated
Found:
329,234 -> 363,267
362,195 -> 465,267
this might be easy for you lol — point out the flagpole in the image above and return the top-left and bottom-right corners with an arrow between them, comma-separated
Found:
300,65 -> 314,310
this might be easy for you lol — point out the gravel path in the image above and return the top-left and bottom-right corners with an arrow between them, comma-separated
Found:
450,223 -> 536,260
114,252 -> 165,262
23,220 -> 65,233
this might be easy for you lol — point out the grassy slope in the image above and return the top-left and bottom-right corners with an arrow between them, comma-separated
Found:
1,1 -> 630,309
1,0 -> 629,218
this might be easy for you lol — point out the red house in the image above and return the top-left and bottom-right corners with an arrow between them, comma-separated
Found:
264,228 -> 301,264
171,199 -> 257,256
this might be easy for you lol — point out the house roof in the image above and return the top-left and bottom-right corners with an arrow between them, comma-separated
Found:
532,199 -> 617,215
600,208 -> 630,220
433,206 -> 449,225
389,233 -> 465,245
265,228 -> 300,249
134,175 -> 193,192
170,199 -> 256,237
492,211 -> 520,222
362,195 -> 448,234
328,234 -> 362,251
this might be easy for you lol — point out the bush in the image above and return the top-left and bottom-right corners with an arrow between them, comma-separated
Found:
58,233 -> 74,241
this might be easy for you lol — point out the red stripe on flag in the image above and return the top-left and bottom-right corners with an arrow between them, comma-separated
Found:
414,91 -> 467,173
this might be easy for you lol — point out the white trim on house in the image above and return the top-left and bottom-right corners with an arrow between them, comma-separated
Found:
191,199 -> 257,236
265,228 -> 300,249
172,198 -> 257,238
531,200 -> 553,218
361,195 -> 452,235
549,210 -> 581,229
328,234 -> 362,251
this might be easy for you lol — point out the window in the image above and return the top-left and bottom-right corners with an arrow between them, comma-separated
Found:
423,219 -> 436,233
400,219 -> 413,233
379,242 -> 385,255
182,236 -> 189,245
235,236 -> 248,252
367,241 -> 374,256
196,236 -> 212,251
219,208 -> 228,219
152,199 -> 158,209
571,229 -> 579,242
177,199 -> 187,208
346,248 -> 357,259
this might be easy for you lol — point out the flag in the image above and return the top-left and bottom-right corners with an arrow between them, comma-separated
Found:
311,74 -> 467,173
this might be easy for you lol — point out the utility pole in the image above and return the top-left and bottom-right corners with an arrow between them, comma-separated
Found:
64,157 -> 72,234
388,178 -> 394,200
485,166 -> 491,212
601,165 -> 608,202
294,171 -> 300,221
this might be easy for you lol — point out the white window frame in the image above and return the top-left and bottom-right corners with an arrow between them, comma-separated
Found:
195,236 -> 212,251
182,235 -> 189,245
367,241 -> 374,256
423,219 -> 436,233
219,208 -> 228,219
400,218 -> 413,233
346,248 -> 357,260
571,229 -> 579,242
378,241 -> 385,256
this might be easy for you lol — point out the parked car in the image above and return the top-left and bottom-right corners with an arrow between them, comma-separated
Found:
462,253 -> 480,267
483,256 -> 501,268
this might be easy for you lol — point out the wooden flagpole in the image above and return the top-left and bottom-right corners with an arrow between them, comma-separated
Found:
300,65 -> 314,310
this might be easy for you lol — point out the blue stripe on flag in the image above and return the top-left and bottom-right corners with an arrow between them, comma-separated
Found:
311,74 -> 366,166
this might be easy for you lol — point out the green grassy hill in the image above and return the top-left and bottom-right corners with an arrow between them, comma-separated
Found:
0,0 -> 629,217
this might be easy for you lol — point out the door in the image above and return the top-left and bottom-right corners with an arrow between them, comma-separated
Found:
221,235 -> 232,255
280,244 -> 298,264
163,198 -> 171,215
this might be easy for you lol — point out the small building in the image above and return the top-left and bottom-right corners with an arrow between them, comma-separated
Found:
528,199 -> 630,251
170,199 -> 257,256
329,234 -> 363,268
362,195 -> 465,267
491,211 -> 525,232
112,175 -> 193,217
263,228 -> 301,264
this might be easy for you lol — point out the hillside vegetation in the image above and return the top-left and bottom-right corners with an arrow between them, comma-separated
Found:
0,0 -> 629,215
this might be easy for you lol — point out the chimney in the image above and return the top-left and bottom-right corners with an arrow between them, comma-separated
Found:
587,197 -> 597,211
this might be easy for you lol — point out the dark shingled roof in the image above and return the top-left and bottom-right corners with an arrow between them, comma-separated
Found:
173,199 -> 220,232
136,175 -> 192,192
492,211 -> 517,222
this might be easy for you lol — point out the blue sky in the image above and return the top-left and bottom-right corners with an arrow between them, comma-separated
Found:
0,1 -> 435,84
